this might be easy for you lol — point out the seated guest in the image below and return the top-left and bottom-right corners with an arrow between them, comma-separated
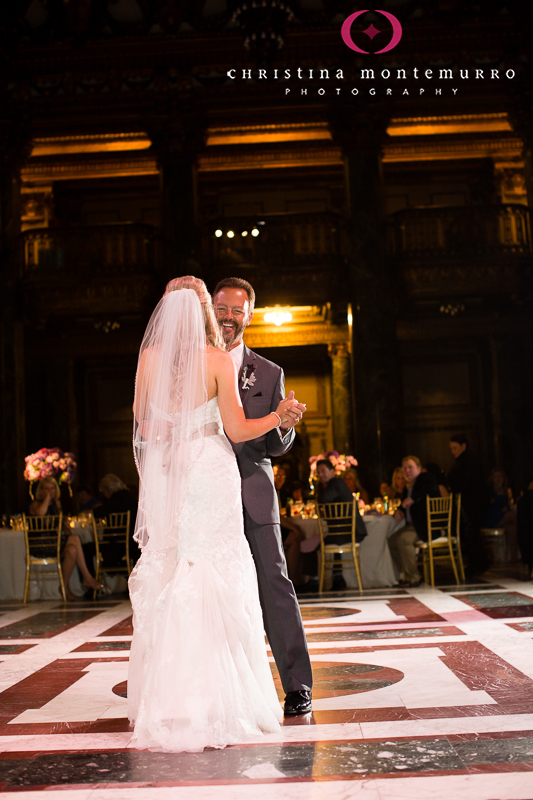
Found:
77,485 -> 101,513
380,467 -> 406,500
517,480 -> 533,579
424,463 -> 450,498
273,465 -> 304,586
291,481 -> 304,503
485,468 -> 512,527
342,468 -> 369,505
317,459 -> 367,590
388,456 -> 440,587
98,474 -> 140,567
29,477 -> 102,601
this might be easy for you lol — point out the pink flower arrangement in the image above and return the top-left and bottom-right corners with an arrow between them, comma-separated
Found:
24,447 -> 77,486
309,451 -> 358,477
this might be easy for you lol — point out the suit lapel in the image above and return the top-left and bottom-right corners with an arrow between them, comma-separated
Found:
240,345 -> 256,408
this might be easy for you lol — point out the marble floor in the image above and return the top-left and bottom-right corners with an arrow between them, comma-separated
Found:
1,574 -> 533,799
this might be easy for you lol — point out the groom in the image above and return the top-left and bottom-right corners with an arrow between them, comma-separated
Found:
213,277 -> 313,716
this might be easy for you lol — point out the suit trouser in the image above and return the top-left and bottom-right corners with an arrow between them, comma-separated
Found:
388,525 -> 421,583
243,509 -> 313,694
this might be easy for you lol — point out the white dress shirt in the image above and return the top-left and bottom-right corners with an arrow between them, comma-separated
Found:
228,341 -> 244,374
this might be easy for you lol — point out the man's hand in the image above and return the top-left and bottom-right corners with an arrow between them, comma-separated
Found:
280,390 -> 306,431
394,509 -> 404,521
402,497 -> 414,509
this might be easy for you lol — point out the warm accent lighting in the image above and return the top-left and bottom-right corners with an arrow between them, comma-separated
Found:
251,228 -> 260,237
215,229 -> 223,237
264,307 -> 293,327
241,230 -> 248,237
227,230 -> 235,238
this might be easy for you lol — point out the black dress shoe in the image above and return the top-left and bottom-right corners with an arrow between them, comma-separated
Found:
284,690 -> 312,716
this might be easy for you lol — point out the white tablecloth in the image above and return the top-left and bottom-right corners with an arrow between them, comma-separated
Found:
289,513 -> 402,589
0,526 -> 127,601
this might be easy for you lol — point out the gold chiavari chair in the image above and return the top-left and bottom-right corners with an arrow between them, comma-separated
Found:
93,511 -> 131,596
317,500 -> 363,593
22,513 -> 66,603
417,495 -> 463,586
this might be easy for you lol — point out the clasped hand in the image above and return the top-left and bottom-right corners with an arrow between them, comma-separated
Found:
276,390 -> 306,429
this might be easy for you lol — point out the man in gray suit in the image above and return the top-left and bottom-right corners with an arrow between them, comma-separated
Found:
213,277 -> 313,715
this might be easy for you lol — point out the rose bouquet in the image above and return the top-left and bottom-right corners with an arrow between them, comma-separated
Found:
23,447 -> 78,494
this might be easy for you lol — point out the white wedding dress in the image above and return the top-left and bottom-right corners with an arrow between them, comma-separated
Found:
127,396 -> 283,752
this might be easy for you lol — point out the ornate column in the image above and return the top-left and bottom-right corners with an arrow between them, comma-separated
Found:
328,343 -> 353,454
0,119 -> 31,514
330,100 -> 404,491
149,107 -> 206,286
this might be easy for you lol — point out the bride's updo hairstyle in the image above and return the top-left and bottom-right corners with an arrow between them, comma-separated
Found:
165,275 -> 224,350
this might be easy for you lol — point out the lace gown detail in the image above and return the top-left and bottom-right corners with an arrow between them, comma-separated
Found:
128,397 -> 282,752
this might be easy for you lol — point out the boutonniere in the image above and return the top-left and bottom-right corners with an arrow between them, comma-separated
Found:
241,362 -> 257,391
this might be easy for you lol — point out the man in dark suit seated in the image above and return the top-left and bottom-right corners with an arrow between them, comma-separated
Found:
388,455 -> 440,587
317,459 -> 367,540
317,459 -> 367,590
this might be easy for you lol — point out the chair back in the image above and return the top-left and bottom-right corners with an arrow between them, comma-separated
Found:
96,510 -> 131,575
317,500 -> 357,543
426,495 -> 453,542
23,513 -> 63,562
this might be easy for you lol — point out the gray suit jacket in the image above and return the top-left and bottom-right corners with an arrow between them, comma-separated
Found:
229,345 -> 295,525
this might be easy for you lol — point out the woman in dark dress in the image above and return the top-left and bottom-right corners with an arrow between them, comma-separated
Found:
448,434 -> 490,575
29,477 -> 103,600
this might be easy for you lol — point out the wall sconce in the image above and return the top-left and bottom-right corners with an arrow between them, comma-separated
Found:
264,306 -> 292,326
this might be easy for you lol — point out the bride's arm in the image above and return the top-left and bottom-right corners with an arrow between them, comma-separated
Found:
214,351 -> 295,443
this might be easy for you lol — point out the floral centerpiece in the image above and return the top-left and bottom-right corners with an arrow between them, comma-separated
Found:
309,451 -> 358,477
24,447 -> 77,496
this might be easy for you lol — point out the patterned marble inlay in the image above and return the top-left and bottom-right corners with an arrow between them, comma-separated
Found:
306,627 -> 453,641
0,610 -> 101,639
300,607 -> 361,621
454,592 -> 533,619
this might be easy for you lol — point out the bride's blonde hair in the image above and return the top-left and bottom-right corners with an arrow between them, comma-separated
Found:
164,276 -> 224,350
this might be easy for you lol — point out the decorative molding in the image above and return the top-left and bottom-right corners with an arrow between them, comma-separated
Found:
207,123 -> 332,146
198,146 -> 342,172
21,156 -> 159,184
31,133 -> 152,157
387,113 -> 512,137
383,137 -> 523,163
244,322 -> 349,349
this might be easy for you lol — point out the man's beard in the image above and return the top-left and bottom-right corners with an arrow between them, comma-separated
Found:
218,318 -> 246,349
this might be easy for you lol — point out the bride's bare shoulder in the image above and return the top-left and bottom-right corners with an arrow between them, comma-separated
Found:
206,346 -> 232,367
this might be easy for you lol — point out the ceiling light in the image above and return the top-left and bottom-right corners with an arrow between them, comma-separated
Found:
264,307 -> 292,327
227,230 -> 235,238
215,229 -> 223,237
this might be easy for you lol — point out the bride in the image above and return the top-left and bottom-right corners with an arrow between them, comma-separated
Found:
127,276 -> 299,752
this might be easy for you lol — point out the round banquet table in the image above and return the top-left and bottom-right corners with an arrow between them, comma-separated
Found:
290,513 -> 403,589
0,524 -> 127,601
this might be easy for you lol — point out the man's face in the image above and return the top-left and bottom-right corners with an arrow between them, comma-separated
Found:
317,464 -> 335,485
450,441 -> 467,459
273,466 -> 286,490
214,288 -> 252,350
402,459 -> 421,483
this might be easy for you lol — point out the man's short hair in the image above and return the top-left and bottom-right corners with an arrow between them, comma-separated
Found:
213,277 -> 256,314
450,432 -> 468,447
402,455 -> 422,468
99,473 -> 127,496
316,459 -> 335,471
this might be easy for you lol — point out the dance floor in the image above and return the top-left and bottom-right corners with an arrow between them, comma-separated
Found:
1,577 -> 533,799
